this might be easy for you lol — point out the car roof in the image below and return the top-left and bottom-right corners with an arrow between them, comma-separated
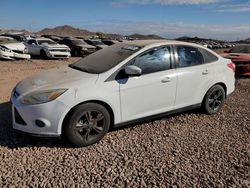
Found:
121,39 -> 197,47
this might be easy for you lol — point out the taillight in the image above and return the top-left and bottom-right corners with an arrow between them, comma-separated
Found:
227,62 -> 235,72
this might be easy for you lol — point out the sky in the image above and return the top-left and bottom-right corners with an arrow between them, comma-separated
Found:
0,0 -> 250,40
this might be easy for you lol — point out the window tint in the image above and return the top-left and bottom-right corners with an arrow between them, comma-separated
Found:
177,46 -> 204,68
28,40 -> 36,45
199,48 -> 218,63
130,47 -> 171,75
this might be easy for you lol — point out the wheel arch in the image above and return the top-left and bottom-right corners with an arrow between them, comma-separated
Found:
61,100 -> 115,135
202,82 -> 227,104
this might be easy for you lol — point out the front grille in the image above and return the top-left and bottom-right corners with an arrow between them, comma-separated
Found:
13,50 -> 24,54
54,55 -> 68,57
14,108 -> 27,125
49,49 -> 68,52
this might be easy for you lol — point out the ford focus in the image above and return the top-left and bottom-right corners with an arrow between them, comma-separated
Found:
11,40 -> 235,147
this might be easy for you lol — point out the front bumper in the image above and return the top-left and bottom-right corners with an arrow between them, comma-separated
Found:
11,97 -> 69,137
47,51 -> 71,59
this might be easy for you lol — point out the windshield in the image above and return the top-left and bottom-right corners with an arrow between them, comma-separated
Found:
91,40 -> 105,45
38,40 -> 57,45
72,39 -> 87,45
0,37 -> 18,44
229,45 -> 250,54
70,43 -> 142,74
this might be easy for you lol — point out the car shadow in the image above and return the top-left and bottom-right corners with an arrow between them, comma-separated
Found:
0,101 -> 203,148
0,101 -> 70,148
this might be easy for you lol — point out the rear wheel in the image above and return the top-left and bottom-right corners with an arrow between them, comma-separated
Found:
203,85 -> 225,114
65,103 -> 110,147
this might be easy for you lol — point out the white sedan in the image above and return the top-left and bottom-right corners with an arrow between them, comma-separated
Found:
25,38 -> 71,59
11,40 -> 235,146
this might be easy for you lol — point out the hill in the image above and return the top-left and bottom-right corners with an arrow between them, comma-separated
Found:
37,25 -> 95,37
129,33 -> 165,40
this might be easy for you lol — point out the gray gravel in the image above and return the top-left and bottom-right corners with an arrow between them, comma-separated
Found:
0,77 -> 249,187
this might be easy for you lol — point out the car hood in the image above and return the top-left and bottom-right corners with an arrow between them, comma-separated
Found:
15,65 -> 98,95
221,53 -> 250,62
41,43 -> 68,49
2,42 -> 25,51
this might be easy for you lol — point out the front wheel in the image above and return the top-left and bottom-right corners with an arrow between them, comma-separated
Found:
65,103 -> 111,147
203,85 -> 226,115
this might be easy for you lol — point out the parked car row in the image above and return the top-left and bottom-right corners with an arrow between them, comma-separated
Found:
0,33 -> 121,60
0,36 -> 31,60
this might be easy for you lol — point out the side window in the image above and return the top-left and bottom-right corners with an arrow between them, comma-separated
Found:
199,48 -> 218,63
130,46 -> 172,75
28,40 -> 36,45
177,46 -> 204,68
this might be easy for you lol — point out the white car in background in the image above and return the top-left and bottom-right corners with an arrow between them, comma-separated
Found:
25,38 -> 71,59
0,36 -> 30,60
11,40 -> 235,147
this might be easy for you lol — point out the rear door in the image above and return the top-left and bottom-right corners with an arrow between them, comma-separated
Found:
173,45 -> 216,109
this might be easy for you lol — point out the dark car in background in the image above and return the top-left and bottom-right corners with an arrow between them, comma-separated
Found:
222,44 -> 250,76
59,38 -> 97,57
41,35 -> 62,43
102,40 -> 119,46
84,39 -> 108,50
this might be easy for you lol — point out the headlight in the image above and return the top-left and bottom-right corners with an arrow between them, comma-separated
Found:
81,48 -> 88,51
20,89 -> 67,105
24,48 -> 28,53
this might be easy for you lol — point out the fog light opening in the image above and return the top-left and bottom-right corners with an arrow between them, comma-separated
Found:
35,120 -> 46,128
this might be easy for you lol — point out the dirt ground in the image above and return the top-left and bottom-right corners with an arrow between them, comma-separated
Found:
0,57 -> 249,187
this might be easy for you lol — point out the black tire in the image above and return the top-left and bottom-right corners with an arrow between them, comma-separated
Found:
40,50 -> 47,59
65,103 -> 110,147
203,85 -> 225,115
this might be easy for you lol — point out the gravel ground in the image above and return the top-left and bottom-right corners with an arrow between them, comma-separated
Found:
0,58 -> 249,187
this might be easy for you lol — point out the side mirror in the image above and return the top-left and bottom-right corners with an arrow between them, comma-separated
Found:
124,65 -> 142,77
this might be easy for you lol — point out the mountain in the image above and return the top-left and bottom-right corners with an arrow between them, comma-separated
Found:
0,29 -> 30,34
37,25 -> 95,37
128,33 -> 165,40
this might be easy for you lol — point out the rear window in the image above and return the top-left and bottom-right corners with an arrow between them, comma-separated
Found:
199,48 -> 218,63
71,43 -> 141,74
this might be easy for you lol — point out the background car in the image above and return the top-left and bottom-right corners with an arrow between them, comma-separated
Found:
84,39 -> 108,50
0,36 -> 30,59
59,38 -> 96,56
222,44 -> 250,76
11,40 -> 235,147
102,40 -> 120,46
25,38 -> 71,59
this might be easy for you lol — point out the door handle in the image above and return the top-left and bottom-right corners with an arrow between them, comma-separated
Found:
202,70 -> 209,75
161,77 -> 171,83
